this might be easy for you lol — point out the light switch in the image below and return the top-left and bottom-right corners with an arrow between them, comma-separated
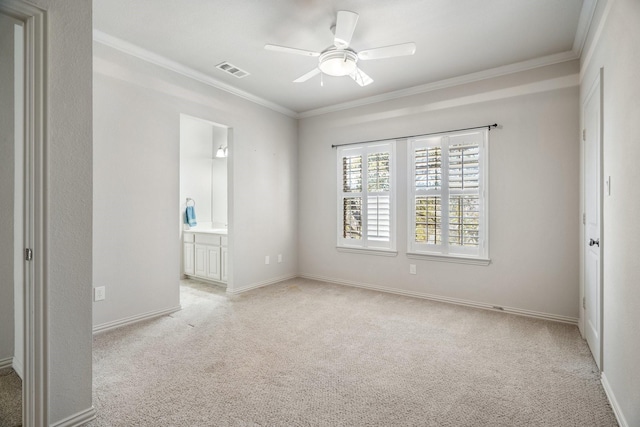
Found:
409,264 -> 416,275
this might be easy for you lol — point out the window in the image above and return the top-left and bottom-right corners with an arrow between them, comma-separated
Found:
337,141 -> 396,253
409,130 -> 488,262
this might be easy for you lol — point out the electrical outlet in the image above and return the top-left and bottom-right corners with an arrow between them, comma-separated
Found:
409,264 -> 417,275
265,255 -> 270,265
278,254 -> 282,263
94,286 -> 106,302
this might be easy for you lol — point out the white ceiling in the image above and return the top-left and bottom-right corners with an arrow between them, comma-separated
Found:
93,0 -> 590,115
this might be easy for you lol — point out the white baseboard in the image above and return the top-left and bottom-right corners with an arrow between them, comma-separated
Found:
50,406 -> 96,427
0,357 -> 12,369
93,305 -> 182,334
601,372 -> 630,427
12,356 -> 23,379
227,274 -> 297,295
300,273 -> 579,325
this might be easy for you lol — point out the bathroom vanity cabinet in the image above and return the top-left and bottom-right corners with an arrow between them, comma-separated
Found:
183,231 -> 227,284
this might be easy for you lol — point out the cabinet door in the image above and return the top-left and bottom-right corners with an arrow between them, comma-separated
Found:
183,243 -> 194,275
194,244 -> 207,277
221,246 -> 228,283
206,245 -> 221,281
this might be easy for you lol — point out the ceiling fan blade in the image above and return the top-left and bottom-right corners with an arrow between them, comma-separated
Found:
349,67 -> 374,87
294,68 -> 321,83
358,42 -> 416,60
264,44 -> 320,57
334,11 -> 359,48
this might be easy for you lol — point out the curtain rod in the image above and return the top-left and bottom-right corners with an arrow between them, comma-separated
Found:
331,123 -> 499,148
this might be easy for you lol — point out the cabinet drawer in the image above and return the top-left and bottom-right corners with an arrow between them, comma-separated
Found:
195,234 -> 221,245
221,236 -> 228,246
183,233 -> 195,243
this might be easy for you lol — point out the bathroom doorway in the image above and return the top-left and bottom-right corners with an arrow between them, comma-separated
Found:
179,114 -> 231,289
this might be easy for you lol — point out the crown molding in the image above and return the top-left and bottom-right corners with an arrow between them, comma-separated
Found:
298,50 -> 579,118
580,0 -> 614,82
92,30 -> 298,118
573,0 -> 598,56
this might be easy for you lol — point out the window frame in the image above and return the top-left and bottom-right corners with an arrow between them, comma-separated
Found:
336,141 -> 397,255
407,129 -> 490,264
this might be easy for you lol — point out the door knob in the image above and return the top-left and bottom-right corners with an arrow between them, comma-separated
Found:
589,238 -> 600,247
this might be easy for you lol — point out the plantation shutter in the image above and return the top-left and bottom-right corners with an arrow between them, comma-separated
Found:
337,142 -> 395,251
341,154 -> 363,241
448,134 -> 481,249
409,130 -> 487,259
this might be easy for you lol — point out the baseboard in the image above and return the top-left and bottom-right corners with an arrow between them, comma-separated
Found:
93,305 -> 182,334
601,372 -> 630,427
227,274 -> 297,295
300,273 -> 579,325
0,357 -> 12,369
50,406 -> 96,427
12,356 -> 23,379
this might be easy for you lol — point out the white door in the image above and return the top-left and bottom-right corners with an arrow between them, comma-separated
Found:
583,73 -> 602,369
194,244 -> 207,277
206,246 -> 221,281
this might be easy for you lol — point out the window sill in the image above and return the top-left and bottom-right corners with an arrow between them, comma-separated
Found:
337,247 -> 398,257
406,252 -> 491,266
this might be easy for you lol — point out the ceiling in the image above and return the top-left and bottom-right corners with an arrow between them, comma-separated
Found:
93,0 -> 591,116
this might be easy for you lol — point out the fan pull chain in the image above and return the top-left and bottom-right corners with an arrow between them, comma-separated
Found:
321,72 -> 324,87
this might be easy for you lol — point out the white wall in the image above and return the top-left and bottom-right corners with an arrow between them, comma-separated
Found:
180,115 -> 215,227
212,125 -> 228,227
298,60 -> 580,321
93,39 -> 298,327
581,0 -> 640,425
0,12 -> 16,366
29,0 -> 94,423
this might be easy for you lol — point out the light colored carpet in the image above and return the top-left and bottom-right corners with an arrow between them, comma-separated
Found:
88,278 -> 617,426
0,367 -> 21,427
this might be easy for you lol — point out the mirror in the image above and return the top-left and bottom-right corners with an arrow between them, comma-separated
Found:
0,11 -> 24,426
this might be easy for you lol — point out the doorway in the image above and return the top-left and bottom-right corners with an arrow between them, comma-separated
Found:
179,114 -> 231,289
0,12 -> 24,426
582,69 -> 603,369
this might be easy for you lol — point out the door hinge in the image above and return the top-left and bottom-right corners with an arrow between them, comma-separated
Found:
583,213 -> 586,225
583,297 -> 586,310
25,248 -> 33,261
583,129 -> 586,141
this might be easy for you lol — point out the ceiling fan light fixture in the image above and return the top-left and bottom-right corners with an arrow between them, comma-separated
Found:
318,50 -> 358,76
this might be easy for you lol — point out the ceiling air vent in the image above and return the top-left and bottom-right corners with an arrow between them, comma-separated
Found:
216,62 -> 250,79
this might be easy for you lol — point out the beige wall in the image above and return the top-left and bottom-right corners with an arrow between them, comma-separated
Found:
93,41 -> 299,327
581,0 -> 640,425
298,60 -> 581,321
24,0 -> 94,423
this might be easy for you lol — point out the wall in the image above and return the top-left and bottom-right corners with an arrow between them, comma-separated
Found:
298,60 -> 581,321
26,0 -> 94,423
179,115 -> 228,230
93,40 -> 298,328
211,128 -> 228,228
0,12 -> 15,366
580,0 -> 640,425
180,115 -> 215,227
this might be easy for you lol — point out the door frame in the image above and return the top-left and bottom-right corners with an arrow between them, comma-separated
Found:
581,68 -> 604,370
0,1 -> 47,425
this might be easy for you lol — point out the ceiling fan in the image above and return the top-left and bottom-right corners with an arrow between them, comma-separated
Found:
265,10 -> 416,87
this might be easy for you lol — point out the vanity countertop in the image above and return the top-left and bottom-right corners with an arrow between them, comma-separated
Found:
184,228 -> 227,235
